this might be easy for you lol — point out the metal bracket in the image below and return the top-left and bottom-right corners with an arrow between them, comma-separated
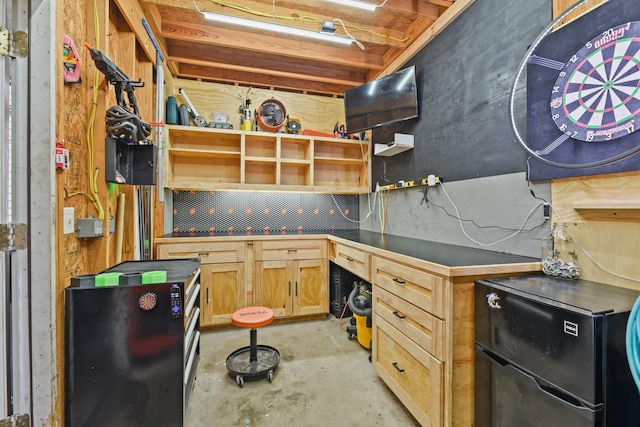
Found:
0,28 -> 28,58
0,414 -> 30,427
0,223 -> 27,251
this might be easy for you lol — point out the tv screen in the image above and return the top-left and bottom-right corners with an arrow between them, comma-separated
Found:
344,66 -> 418,134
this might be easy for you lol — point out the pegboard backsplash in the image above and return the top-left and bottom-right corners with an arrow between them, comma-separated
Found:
172,191 -> 360,233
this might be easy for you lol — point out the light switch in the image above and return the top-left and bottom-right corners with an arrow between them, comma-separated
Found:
63,207 -> 74,234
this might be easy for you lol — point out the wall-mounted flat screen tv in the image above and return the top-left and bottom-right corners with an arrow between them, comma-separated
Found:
344,65 -> 418,134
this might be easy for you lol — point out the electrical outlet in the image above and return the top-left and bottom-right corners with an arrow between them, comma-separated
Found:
63,207 -> 74,235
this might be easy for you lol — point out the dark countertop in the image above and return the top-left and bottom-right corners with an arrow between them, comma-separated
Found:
159,229 -> 538,268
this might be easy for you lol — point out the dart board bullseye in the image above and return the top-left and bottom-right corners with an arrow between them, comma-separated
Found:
551,21 -> 640,142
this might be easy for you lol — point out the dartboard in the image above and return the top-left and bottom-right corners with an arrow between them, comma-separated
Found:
551,21 -> 640,142
512,0 -> 640,173
138,292 -> 158,311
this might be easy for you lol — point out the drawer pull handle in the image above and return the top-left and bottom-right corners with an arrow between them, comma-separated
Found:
288,249 -> 297,253
393,311 -> 406,319
346,256 -> 354,262
289,281 -> 292,296
198,252 -> 209,257
392,278 -> 406,284
392,362 -> 405,373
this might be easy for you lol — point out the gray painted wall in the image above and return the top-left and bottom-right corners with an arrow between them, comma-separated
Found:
359,173 -> 550,258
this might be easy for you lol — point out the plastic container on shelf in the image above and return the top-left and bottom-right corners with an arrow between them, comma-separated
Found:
542,222 -> 580,279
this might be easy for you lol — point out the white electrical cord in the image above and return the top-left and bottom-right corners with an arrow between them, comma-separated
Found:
439,182 -> 546,247
333,18 -> 365,50
330,188 -> 379,224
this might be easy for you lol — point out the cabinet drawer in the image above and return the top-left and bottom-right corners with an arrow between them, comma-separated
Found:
254,240 -> 327,261
333,243 -> 371,281
374,285 -> 445,361
374,315 -> 443,427
373,257 -> 446,319
157,242 -> 245,264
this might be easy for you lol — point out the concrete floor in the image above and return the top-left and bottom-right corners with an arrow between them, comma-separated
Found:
185,316 -> 420,426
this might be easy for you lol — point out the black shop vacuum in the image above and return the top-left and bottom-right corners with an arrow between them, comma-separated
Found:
346,280 -> 373,354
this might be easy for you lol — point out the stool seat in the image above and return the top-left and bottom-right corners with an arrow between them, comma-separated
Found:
226,306 -> 279,388
231,306 -> 274,328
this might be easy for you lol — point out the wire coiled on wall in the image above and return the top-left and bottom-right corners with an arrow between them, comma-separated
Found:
626,296 -> 640,393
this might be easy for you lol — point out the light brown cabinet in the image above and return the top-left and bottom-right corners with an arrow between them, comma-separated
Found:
164,126 -> 370,193
330,237 -> 539,427
155,234 -> 539,426
254,240 -> 328,319
372,256 -> 448,426
332,242 -> 371,281
156,241 -> 246,327
375,315 -> 444,426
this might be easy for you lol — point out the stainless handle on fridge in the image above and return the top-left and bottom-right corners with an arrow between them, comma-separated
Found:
477,344 -> 594,415
519,362 -> 594,413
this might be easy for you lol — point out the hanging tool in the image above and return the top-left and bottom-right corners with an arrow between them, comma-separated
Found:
85,43 -> 152,143
178,87 -> 208,127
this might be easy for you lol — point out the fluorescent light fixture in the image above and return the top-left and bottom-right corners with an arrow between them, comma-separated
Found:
324,0 -> 377,11
203,12 -> 353,45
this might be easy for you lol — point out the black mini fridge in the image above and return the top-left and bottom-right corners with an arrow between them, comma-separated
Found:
65,259 -> 201,427
475,274 -> 640,427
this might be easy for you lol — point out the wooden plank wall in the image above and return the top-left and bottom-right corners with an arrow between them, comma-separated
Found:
168,78 -> 346,135
55,0 -> 157,422
551,0 -> 640,291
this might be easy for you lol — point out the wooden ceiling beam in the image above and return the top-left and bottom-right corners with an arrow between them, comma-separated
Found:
378,0 -> 476,77
378,0 -> 443,19
169,55 -> 365,87
166,40 -> 367,86
178,63 -> 350,96
160,19 -> 384,70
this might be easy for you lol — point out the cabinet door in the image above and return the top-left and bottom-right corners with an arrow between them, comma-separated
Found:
200,263 -> 245,327
293,258 -> 328,316
373,315 -> 444,427
254,260 -> 293,318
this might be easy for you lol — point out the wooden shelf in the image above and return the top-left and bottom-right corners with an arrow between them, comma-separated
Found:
572,203 -> 640,222
164,126 -> 369,193
170,149 -> 240,159
314,157 -> 365,165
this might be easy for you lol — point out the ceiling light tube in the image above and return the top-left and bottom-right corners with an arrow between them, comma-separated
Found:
203,12 -> 353,45
324,0 -> 377,12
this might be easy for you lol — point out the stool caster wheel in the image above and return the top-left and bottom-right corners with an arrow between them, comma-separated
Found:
267,370 -> 274,383
235,375 -> 244,388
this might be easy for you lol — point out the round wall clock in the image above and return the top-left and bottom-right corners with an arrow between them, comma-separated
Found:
551,21 -> 640,143
510,0 -> 640,169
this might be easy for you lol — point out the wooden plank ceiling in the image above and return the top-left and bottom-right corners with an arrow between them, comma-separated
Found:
140,0 -> 474,96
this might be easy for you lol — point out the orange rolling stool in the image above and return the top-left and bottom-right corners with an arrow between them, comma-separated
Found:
225,306 -> 280,388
